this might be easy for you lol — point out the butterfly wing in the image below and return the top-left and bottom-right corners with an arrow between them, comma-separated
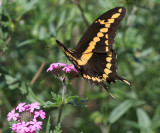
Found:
74,7 -> 126,59
81,50 -> 131,91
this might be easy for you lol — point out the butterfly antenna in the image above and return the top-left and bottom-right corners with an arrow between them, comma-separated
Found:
57,55 -> 65,59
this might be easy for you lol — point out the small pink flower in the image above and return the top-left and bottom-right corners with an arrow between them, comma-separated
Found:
29,102 -> 40,112
47,63 -> 79,79
30,119 -> 42,131
7,102 -> 45,133
12,123 -> 18,131
34,110 -> 46,119
16,103 -> 26,112
62,66 -> 71,73
47,63 -> 66,72
24,104 -> 30,110
17,121 -> 29,133
7,109 -> 19,121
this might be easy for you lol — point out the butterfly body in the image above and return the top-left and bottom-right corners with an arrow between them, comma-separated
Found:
56,7 -> 131,91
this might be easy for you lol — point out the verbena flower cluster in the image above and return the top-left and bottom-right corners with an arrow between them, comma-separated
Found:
47,63 -> 79,79
7,102 -> 45,133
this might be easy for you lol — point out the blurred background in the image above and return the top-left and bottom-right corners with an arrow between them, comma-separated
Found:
1,0 -> 160,132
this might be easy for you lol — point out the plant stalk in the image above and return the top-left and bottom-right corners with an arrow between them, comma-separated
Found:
57,77 -> 67,124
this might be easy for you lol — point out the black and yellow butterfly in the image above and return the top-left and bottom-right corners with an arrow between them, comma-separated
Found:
56,7 -> 131,93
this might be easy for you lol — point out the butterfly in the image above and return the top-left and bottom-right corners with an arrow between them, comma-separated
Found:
56,7 -> 131,94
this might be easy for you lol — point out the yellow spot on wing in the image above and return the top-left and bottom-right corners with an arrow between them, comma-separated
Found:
104,68 -> 112,74
97,32 -> 104,37
83,74 -> 102,82
84,42 -> 95,53
93,37 -> 100,42
92,77 -> 96,81
82,53 -> 93,59
103,74 -> 108,80
118,8 -> 122,12
106,63 -> 112,69
100,28 -> 108,33
95,77 -> 101,82
83,74 -> 87,78
105,40 -> 108,45
107,51 -> 112,57
105,34 -> 108,39
107,19 -> 114,23
87,75 -> 91,79
100,20 -> 105,24
106,47 -> 109,51
112,13 -> 120,18
106,57 -> 112,62
89,41 -> 96,46
105,24 -> 111,27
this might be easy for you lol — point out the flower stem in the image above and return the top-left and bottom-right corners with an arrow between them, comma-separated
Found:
57,78 -> 67,124
57,104 -> 64,125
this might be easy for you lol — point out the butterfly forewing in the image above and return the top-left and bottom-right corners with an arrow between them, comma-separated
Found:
74,7 -> 126,57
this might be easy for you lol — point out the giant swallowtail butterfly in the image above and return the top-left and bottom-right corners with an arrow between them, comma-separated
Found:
56,7 -> 131,93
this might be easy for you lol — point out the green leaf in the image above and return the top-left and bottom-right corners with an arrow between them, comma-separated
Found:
51,92 -> 58,100
53,123 -> 62,133
124,120 -> 140,129
26,87 -> 45,104
5,75 -> 17,85
8,83 -> 19,90
46,116 -> 51,133
17,39 -> 36,47
5,75 -> 19,90
108,100 -> 133,124
151,105 -> 160,129
43,101 -> 59,108
56,10 -> 67,30
19,82 -> 27,94
136,108 -> 151,133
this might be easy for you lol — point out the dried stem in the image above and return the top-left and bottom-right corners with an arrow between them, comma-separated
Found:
76,2 -> 89,27
70,0 -> 89,27
30,61 -> 46,86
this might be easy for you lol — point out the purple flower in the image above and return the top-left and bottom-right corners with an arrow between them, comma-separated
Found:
12,123 -> 17,131
30,119 -> 42,132
47,63 -> 79,79
16,103 -> 26,112
7,109 -> 19,121
17,122 -> 29,133
29,102 -> 40,112
7,102 -> 46,133
34,110 -> 45,119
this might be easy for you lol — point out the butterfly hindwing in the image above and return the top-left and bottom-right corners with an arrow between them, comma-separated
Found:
81,51 -> 131,92
81,50 -> 117,85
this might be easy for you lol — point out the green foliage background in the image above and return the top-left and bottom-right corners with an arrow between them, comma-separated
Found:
1,0 -> 160,132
